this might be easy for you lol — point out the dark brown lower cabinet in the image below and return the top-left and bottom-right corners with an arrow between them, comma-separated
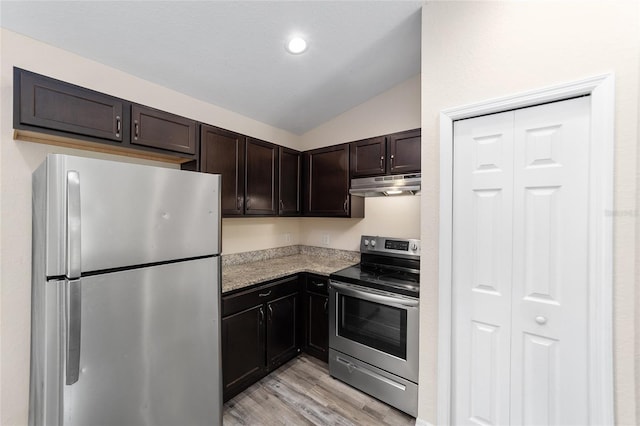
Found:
304,274 -> 329,362
221,276 -> 301,402
221,305 -> 265,400
266,293 -> 300,369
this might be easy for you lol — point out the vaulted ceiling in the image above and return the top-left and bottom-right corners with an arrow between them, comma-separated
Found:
1,1 -> 422,134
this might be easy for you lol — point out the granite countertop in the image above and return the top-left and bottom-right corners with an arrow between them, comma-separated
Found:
222,246 -> 359,293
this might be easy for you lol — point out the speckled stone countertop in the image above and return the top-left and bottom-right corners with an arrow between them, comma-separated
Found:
222,246 -> 359,293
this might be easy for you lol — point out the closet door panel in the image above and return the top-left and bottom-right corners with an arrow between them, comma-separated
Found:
510,97 -> 591,425
452,111 -> 514,426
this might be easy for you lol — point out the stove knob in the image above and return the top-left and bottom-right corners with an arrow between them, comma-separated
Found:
370,240 -> 376,247
411,243 -> 418,251
364,239 -> 369,246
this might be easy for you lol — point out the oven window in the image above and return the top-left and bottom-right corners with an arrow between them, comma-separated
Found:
337,294 -> 407,359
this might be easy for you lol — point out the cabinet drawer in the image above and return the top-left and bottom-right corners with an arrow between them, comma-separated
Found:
305,274 -> 329,295
222,275 -> 299,317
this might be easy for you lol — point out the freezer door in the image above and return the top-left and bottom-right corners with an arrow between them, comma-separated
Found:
36,154 -> 221,276
60,257 -> 221,426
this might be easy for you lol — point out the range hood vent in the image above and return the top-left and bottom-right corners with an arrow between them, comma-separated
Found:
350,173 -> 421,197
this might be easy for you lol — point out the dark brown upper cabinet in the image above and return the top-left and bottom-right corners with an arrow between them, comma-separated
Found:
350,129 -> 421,178
278,147 -> 301,216
304,144 -> 364,218
16,67 -> 126,143
350,136 -> 387,177
200,125 -> 245,216
131,104 -> 197,155
245,138 -> 278,216
387,128 -> 421,175
14,68 -> 199,164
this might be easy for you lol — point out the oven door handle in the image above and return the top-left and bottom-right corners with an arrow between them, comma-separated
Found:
330,281 -> 419,307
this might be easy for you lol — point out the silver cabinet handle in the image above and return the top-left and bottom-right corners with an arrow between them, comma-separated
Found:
134,120 -> 139,139
380,156 -> 384,171
535,316 -> 548,325
268,304 -> 273,321
259,306 -> 264,324
237,197 -> 243,211
323,298 -> 328,312
313,281 -> 325,287
66,171 -> 81,279
390,154 -> 395,169
115,115 -> 121,137
280,200 -> 284,211
259,290 -> 272,297
343,196 -> 348,213
66,279 -> 81,385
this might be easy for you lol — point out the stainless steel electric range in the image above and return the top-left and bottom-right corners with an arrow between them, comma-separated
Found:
328,235 -> 420,417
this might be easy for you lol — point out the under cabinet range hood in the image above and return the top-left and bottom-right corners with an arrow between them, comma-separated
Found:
350,173 -> 421,197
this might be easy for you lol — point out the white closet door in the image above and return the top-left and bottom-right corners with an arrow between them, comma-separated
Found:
510,97 -> 591,425
452,110 -> 514,426
452,97 -> 591,425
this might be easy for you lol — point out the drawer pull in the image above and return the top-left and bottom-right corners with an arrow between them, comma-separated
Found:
259,290 -> 272,297
313,281 -> 325,287
335,356 -> 406,391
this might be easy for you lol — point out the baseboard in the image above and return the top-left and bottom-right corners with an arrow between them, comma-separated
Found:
415,418 -> 434,426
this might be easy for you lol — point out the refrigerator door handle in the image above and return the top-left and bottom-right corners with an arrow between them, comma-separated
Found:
66,279 -> 82,385
66,170 -> 81,280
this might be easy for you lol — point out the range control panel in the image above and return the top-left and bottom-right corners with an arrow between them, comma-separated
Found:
360,235 -> 420,258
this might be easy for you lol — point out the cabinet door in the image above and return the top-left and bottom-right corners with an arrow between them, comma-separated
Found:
350,136 -> 387,177
200,125 -> 245,216
306,292 -> 329,362
17,68 -> 125,142
305,275 -> 329,362
388,128 -> 421,174
222,305 -> 266,402
266,292 -> 299,369
279,147 -> 301,216
245,138 -> 278,216
131,104 -> 197,155
304,144 -> 352,216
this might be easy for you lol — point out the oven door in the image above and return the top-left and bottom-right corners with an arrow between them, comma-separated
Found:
329,280 -> 419,382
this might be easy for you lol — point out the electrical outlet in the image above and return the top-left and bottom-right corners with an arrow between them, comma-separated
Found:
284,233 -> 292,244
321,233 -> 330,246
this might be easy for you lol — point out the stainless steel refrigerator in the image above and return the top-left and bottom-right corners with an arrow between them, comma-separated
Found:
29,154 -> 222,426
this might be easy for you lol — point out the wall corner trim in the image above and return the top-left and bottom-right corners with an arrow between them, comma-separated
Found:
414,418 -> 435,426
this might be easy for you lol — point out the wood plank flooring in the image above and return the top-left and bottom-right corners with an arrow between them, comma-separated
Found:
223,355 -> 415,425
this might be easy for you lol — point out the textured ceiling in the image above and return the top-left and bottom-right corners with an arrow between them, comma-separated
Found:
1,1 -> 422,135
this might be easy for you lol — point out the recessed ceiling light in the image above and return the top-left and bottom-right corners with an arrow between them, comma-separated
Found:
286,36 -> 307,55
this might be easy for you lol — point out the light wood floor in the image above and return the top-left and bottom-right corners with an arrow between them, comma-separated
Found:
223,354 -> 415,425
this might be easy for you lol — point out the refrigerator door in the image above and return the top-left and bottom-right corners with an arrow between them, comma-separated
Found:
37,154 -> 221,277
59,256 -> 221,426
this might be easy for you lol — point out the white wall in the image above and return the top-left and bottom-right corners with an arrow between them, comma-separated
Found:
300,73 -> 421,151
300,196 -> 421,251
222,217 -> 302,255
419,1 -> 639,424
